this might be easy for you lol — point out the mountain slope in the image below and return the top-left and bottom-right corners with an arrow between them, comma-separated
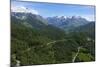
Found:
71,22 -> 95,39
47,16 -> 90,31
11,12 -> 95,66
11,12 -> 48,29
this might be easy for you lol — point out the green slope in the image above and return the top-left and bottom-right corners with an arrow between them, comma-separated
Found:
11,13 -> 95,66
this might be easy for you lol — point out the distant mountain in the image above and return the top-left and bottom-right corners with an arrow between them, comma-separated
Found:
11,12 -> 66,40
11,12 -> 48,29
46,16 -> 90,31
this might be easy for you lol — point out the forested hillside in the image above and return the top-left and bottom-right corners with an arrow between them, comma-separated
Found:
71,22 -> 95,39
11,12 -> 95,66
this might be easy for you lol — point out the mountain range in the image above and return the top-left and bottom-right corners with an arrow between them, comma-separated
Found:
11,12 -> 94,32
46,16 -> 92,31
11,11 -> 95,66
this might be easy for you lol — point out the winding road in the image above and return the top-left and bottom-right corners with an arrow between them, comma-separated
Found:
46,39 -> 67,46
12,54 -> 20,67
15,60 -> 20,67
14,39 -> 82,66
14,39 -> 68,66
46,39 -> 82,63
72,47 -> 82,63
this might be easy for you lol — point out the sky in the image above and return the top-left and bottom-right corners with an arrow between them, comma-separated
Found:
11,1 -> 95,21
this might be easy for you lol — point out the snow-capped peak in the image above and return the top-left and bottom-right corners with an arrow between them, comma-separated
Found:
57,16 -> 67,19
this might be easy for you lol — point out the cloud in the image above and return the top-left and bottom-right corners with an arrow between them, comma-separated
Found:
11,5 -> 39,15
81,15 -> 95,21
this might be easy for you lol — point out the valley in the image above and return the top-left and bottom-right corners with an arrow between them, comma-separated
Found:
11,12 -> 95,66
